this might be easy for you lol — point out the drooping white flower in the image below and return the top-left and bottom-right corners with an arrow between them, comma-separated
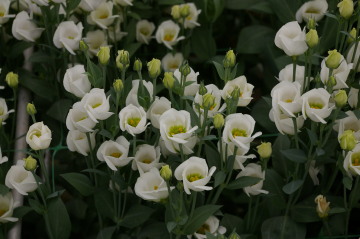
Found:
97,136 -> 131,171
5,164 -> 38,195
156,20 -> 185,50
189,216 -> 226,239
84,30 -> 108,57
119,104 -> 148,136
236,163 -> 268,196
222,76 -> 254,107
132,144 -> 163,174
125,80 -> 154,107
173,67 -> 199,96
301,88 -> 334,124
66,130 -> 96,156
161,53 -> 184,72
79,0 -> 105,12
147,97 -> 171,129
295,0 -> 328,23
0,192 -> 19,223
12,11 -> 43,42
87,2 -> 117,29
26,122 -> 52,150
278,64 -> 306,87
174,156 -> 216,195
348,88 -> 359,108
136,20 -> 155,44
63,65 -> 91,98
271,81 -> 302,118
0,0 -> 15,25
80,88 -> 114,122
320,55 -> 352,89
346,43 -> 360,72
53,21 -> 83,55
269,108 -> 304,135
0,98 -> 14,125
344,143 -> 360,176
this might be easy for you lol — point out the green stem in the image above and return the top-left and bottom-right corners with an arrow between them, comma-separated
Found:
38,150 -> 51,193
189,192 -> 197,219
292,118 -> 299,149
323,219 -> 332,236
86,133 -> 98,186
179,144 -> 185,162
292,56 -> 297,82
246,196 -> 253,232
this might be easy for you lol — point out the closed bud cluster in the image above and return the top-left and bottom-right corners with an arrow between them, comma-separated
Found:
327,76 -> 337,88
160,165 -> 172,181
180,4 -> 190,18
202,93 -> 215,109
171,5 -> 181,20
116,50 -> 130,71
79,40 -> 89,51
315,195 -> 330,218
348,28 -> 357,44
213,113 -> 224,129
257,142 -> 272,159
307,18 -> 316,30
133,59 -> 142,72
199,82 -> 207,95
325,50 -> 342,69
339,130 -> 357,151
179,62 -> 191,77
337,0 -> 354,19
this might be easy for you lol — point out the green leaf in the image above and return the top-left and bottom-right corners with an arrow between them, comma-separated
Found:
226,0 -> 272,13
266,0 -> 300,23
306,129 -> 318,146
204,0 -> 225,22
329,207 -> 346,214
290,198 -> 321,223
157,0 -> 184,5
86,57 -> 103,88
261,216 -> 306,239
220,214 -> 244,233
137,80 -> 151,110
0,185 -> 9,195
236,25 -> 274,54
281,149 -> 307,163
97,227 -> 116,239
282,180 -> 303,195
9,42 -> 33,58
353,109 -> 360,119
94,189 -> 114,219
227,176 -> 262,190
67,0 -> 81,12
28,198 -> 44,214
61,173 -> 94,196
13,206 -> 33,219
98,129 -> 113,140
212,61 -> 225,80
201,135 -> 217,141
120,205 -> 155,228
29,51 -> 54,63
138,222 -> 170,239
205,142 -> 221,170
183,205 -> 222,234
263,169 -> 286,209
191,28 -> 216,61
272,135 -> 293,177
343,176 -> 352,190
46,99 -> 73,123
47,197 -> 71,239
251,97 -> 277,133
214,171 -> 226,188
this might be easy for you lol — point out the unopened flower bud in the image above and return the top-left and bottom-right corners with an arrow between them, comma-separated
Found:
26,103 -> 37,116
327,76 -> 337,88
228,232 -> 241,239
5,72 -> 18,89
160,165 -> 172,181
231,87 -> 241,100
79,40 -> 88,51
202,93 -> 215,109
348,28 -> 357,44
223,50 -> 236,68
147,58 -> 161,79
339,130 -> 357,151
306,29 -> 319,48
199,82 -> 207,95
325,50 -> 342,69
171,5 -> 181,20
180,4 -> 190,18
163,72 -> 175,89
337,0 -> 354,19
116,50 -> 130,71
133,59 -> 142,72
97,46 -> 110,65
307,18 -> 316,30
113,79 -> 124,93
315,195 -> 330,218
179,61 -> 191,77
213,114 -> 224,129
334,90 -> 347,108
23,156 -> 37,171
257,142 -> 272,159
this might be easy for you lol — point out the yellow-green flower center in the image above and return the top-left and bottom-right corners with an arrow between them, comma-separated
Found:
169,125 -> 187,136
187,173 -> 204,182
140,28 -> 150,36
142,159 -> 153,164
164,34 -> 174,42
197,223 -> 210,234
92,103 -> 102,108
284,99 -> 293,103
305,8 -> 320,14
309,103 -> 323,109
127,117 -> 141,127
153,185 -> 158,190
0,12 -> 5,17
351,152 -> 360,166
232,128 -> 247,137
110,152 -> 122,158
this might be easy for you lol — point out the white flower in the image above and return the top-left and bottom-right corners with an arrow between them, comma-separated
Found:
87,2 -> 117,29
0,147 -> 8,164
119,104 -> 148,136
278,64 -> 306,87
147,97 -> 171,129
97,136 -> 131,171
346,43 -> 360,72
301,88 -> 334,124
11,11 -> 43,42
190,216 -> 226,239
80,88 -> 113,122
0,192 -> 19,223
320,55 -> 352,89
274,21 -> 308,57
0,0 -> 14,25
236,163 -> 268,196
222,113 -> 262,151
53,21 -> 83,55
136,20 -> 155,44
134,168 -> 171,202
218,141 -> 256,170
84,30 -> 108,57
132,144 -> 163,174
174,156 -> 216,195
126,80 -> 154,107
63,65 -> 91,98
162,52 -> 184,72
66,130 -> 96,156
194,84 -> 224,118
79,0 -> 105,12
0,98 -> 14,125
159,108 -> 198,155
295,0 -> 328,23
66,102 -> 97,132
156,20 -> 185,50
26,122 -> 52,150
5,164 -> 38,195
222,76 -> 254,107
271,81 -> 302,118
348,88 -> 359,108
31,0 -> 50,6
334,111 -> 360,141
180,3 -> 201,29
343,143 -> 360,176
108,24 -> 127,43
270,109 -> 304,135
114,0 -> 133,7
173,67 -> 199,96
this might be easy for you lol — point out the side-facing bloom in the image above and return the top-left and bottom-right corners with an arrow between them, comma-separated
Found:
66,102 -> 97,133
0,192 -> 19,223
222,76 -> 254,107
79,0 -> 105,12
114,0 -> 133,7
315,195 -> 330,218
147,97 -> 171,129
12,11 -> 44,42
190,216 -> 226,239
97,136 -> 131,171
132,144 -> 163,174
126,80 -> 154,107
5,164 -> 38,195
162,52 -> 184,72
173,67 -> 199,96
334,111 -> 360,141
156,20 -> 185,50
346,43 -> 360,72
26,122 -> 52,150
0,98 -> 14,125
80,88 -> 113,121
0,0 -> 14,25
320,55 -> 352,89
119,104 -> 148,136
295,0 -> 328,23
348,88 -> 359,108
274,21 -> 308,56
344,143 -> 360,176
236,163 -> 268,196
84,30 -> 108,57
87,2 -> 117,29
63,65 -> 91,98
53,21 -> 83,55
218,141 -> 256,170
179,3 -> 201,29
278,64 -> 306,87
66,130 -> 96,156
271,81 -> 302,118
136,20 -> 155,44
301,88 -> 334,123
269,108 -> 304,135
174,157 -> 216,194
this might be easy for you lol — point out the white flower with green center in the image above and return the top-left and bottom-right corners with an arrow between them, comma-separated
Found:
132,144 -> 163,174
53,21 -> 83,55
84,30 -> 108,57
79,0 -> 105,12
0,98 -> 14,125
136,20 -> 155,44
126,80 -> 154,107
159,108 -> 198,154
0,192 -> 18,223
301,88 -> 334,124
156,20 -> 185,50
320,55 -> 352,90
236,163 -> 268,197
191,216 -> 226,239
63,65 -> 91,98
222,113 -> 262,152
119,104 -> 148,136
295,0 -> 328,23
147,97 -> 171,129
97,136 -> 131,171
271,81 -> 302,118
344,144 -> 360,176
66,130 -> 96,156
269,108 -> 304,135
87,1 -> 118,29
26,122 -> 52,150
174,157 -> 216,195
0,0 -> 14,25
66,102 -> 97,133
173,67 -> 199,96
80,88 -> 113,122
178,3 -> 201,29
134,168 -> 172,202
221,76 -> 254,107
161,53 -> 184,72
278,64 -> 306,88
5,163 -> 38,195
12,11 -> 44,42
334,111 -> 360,142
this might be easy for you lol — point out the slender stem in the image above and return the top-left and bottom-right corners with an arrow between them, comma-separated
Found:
246,196 -> 253,231
152,77 -> 157,104
280,195 -> 293,239
323,219 -> 332,236
292,118 -> 299,149
86,133 -> 98,186
179,144 -> 185,162
292,56 -> 297,82
189,192 -> 197,219
102,66 -> 107,90
38,150 -> 51,192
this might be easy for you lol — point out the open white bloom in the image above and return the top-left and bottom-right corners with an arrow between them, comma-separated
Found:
174,67 -> 199,96
53,21 -> 83,55
222,76 -> 254,107
114,0 -> 133,7
84,30 -> 108,57
136,20 -> 155,44
97,136 -> 131,171
344,144 -> 360,176
0,98 -> 14,125
295,0 -> 328,23
236,163 -> 268,196
320,55 -> 352,89
63,65 -> 91,98
80,88 -> 113,122
0,192 -> 19,223
79,0 -> 105,12
348,88 -> 359,108
274,21 -> 308,57
66,102 -> 97,132
132,144 -> 163,174
159,108 -> 198,154
26,122 -> 52,150
271,81 -> 302,118
180,3 -> 201,29
156,20 -> 185,50
67,130 -> 96,156
126,80 -> 154,107
218,141 -> 256,170
5,164 -> 38,195
334,111 -> 360,141
108,24 -> 127,42
346,43 -> 360,72
0,0 -> 14,25
301,88 -> 334,124
162,53 -> 184,72
12,11 -> 43,42
0,147 -> 8,164
175,157 -> 216,195
87,2 -> 117,29
222,113 -> 262,152
278,64 -> 306,87
119,104 -> 148,136
270,109 -> 304,135
134,168 -> 171,202
194,84 -> 224,118
147,97 -> 171,129
190,216 -> 226,239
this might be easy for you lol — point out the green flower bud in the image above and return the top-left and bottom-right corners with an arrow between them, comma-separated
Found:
133,59 -> 142,72
79,40 -> 89,51
23,156 -> 37,171
179,61 -> 191,77
223,50 -> 236,68
180,4 -> 190,18
213,113 -> 224,129
325,50 -> 342,69
339,130 -> 357,151
327,76 -> 337,88
199,81 -> 207,95
228,232 -> 241,239
202,93 -> 215,109
334,90 -> 347,108
306,29 -> 319,48
163,72 -> 175,89
257,142 -> 272,159
307,18 -> 316,30
113,79 -> 124,93
26,103 -> 37,116
116,50 -> 130,71
171,5 -> 181,20
337,0 -> 354,19
147,58 -> 161,79
5,72 -> 18,89
160,165 -> 172,181
231,87 -> 241,100
348,28 -> 357,44
97,46 -> 110,65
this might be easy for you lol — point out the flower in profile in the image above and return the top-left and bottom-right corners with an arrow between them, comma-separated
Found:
79,0 -> 105,11
236,163 -> 268,196
155,20 -> 185,50
334,111 -> 360,142
269,108 -> 304,135
132,144 -> 163,174
301,88 -> 334,124
346,42 -> 360,72
348,88 -> 359,108
66,102 -> 97,133
178,3 -> 201,29
12,11 -> 44,42
194,84 -> 224,118
0,192 -> 19,223
87,2 -> 118,29
278,64 -> 306,88
114,0 -> 133,7
126,80 -> 154,107
63,65 -> 91,98
147,97 -> 171,129
0,0 -> 14,25
5,163 -> 38,195
271,81 -> 302,118
66,130 -> 96,156
344,144 -> 360,176
162,53 -> 184,72
222,76 -> 254,107
53,21 -> 83,55
97,136 -> 131,171
190,216 -> 226,239
173,67 -> 200,96
119,104 -> 148,136
80,88 -> 114,122
26,122 -> 52,150
84,30 -> 108,57
295,0 -> 328,23
136,20 -> 155,44
314,195 -> 330,218
0,98 -> 14,125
